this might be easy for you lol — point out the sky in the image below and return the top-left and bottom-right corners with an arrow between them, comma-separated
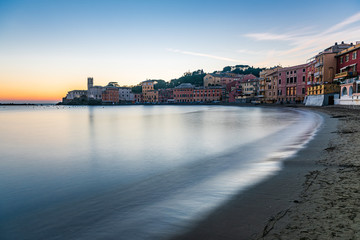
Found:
1,0 -> 360,103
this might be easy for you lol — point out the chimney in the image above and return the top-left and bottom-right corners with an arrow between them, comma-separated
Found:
341,41 -> 344,44
335,42 -> 338,45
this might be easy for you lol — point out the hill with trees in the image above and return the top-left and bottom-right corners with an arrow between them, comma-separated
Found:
131,65 -> 265,93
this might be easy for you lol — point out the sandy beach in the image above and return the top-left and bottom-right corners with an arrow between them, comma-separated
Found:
172,105 -> 360,240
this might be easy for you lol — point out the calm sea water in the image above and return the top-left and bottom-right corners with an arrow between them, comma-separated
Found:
0,105 -> 322,239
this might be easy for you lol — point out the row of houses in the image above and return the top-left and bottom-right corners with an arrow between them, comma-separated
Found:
63,78 -> 134,104
62,41 -> 360,106
258,41 -> 360,106
63,72 -> 261,104
136,73 -> 259,104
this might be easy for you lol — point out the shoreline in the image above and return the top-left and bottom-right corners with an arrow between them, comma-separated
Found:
171,106 -> 339,240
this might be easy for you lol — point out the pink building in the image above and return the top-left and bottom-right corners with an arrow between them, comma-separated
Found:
277,64 -> 307,103
335,42 -> 360,104
305,59 -> 316,94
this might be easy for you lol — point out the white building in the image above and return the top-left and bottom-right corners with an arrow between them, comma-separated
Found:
119,87 -> 134,102
87,77 -> 103,100
65,90 -> 87,100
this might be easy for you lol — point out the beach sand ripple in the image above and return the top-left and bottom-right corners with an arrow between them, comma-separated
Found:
260,106 -> 360,240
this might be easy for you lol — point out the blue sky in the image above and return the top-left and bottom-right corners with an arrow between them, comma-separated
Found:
0,0 -> 360,101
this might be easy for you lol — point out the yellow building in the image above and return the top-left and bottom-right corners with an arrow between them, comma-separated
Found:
203,74 -> 222,86
142,80 -> 159,103
259,67 -> 281,103
307,84 -> 340,95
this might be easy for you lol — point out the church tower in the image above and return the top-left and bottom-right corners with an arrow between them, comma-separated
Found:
87,77 -> 93,90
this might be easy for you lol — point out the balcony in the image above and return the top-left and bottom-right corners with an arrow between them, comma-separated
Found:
315,62 -> 323,68
314,71 -> 322,78
307,81 -> 313,85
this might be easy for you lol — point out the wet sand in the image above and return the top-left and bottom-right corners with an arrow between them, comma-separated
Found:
172,106 -> 360,240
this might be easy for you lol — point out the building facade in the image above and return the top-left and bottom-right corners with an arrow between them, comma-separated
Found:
306,42 -> 352,106
158,89 -> 174,103
335,42 -> 360,105
102,87 -> 119,103
173,83 -> 195,103
118,87 -> 134,102
193,87 -> 223,102
142,80 -> 158,103
278,64 -> 307,103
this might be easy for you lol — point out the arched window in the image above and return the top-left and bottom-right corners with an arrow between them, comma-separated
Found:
342,87 -> 348,96
349,86 -> 353,96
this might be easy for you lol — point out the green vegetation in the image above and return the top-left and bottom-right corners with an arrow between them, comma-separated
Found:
222,65 -> 264,77
131,70 -> 205,92
130,65 -> 265,93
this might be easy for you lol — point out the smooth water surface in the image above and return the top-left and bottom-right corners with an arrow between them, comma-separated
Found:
0,105 -> 322,239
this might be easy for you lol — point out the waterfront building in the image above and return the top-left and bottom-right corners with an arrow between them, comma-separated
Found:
258,70 -> 266,103
236,78 -> 260,103
264,70 -> 279,103
277,64 -> 307,103
335,42 -> 360,105
260,67 -> 281,103
64,90 -> 87,102
87,86 -> 103,101
102,85 -> 119,104
193,87 -> 223,102
306,42 -> 352,106
305,58 -> 316,94
142,80 -> 159,103
87,77 -> 103,101
158,88 -> 174,103
226,81 -> 242,103
134,93 -> 143,103
173,83 -> 195,103
118,87 -> 134,102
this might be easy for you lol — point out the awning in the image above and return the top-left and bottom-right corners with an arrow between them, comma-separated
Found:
340,63 -> 357,71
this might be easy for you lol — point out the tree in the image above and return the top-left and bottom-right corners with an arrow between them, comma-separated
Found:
223,66 -> 231,72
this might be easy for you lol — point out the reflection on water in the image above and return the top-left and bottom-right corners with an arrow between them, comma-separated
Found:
0,105 -> 322,239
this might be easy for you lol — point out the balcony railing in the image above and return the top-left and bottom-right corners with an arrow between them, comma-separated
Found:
315,62 -> 323,68
314,71 -> 322,78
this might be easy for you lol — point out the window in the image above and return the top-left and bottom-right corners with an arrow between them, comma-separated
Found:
290,77 -> 293,83
346,54 -> 349,62
290,71 -> 293,74
303,76 -> 305,82
294,77 -> 297,83
340,57 -> 343,64
294,70 -> 297,73
302,88 -> 305,94
353,51 -> 357,60
303,69 -> 305,72
287,72 -> 289,75
279,73 -> 281,76
279,79 -> 281,84
287,78 -> 289,83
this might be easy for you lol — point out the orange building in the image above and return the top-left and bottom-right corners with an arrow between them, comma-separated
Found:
173,83 -> 194,103
102,87 -> 119,103
142,80 -> 159,103
193,87 -> 222,102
